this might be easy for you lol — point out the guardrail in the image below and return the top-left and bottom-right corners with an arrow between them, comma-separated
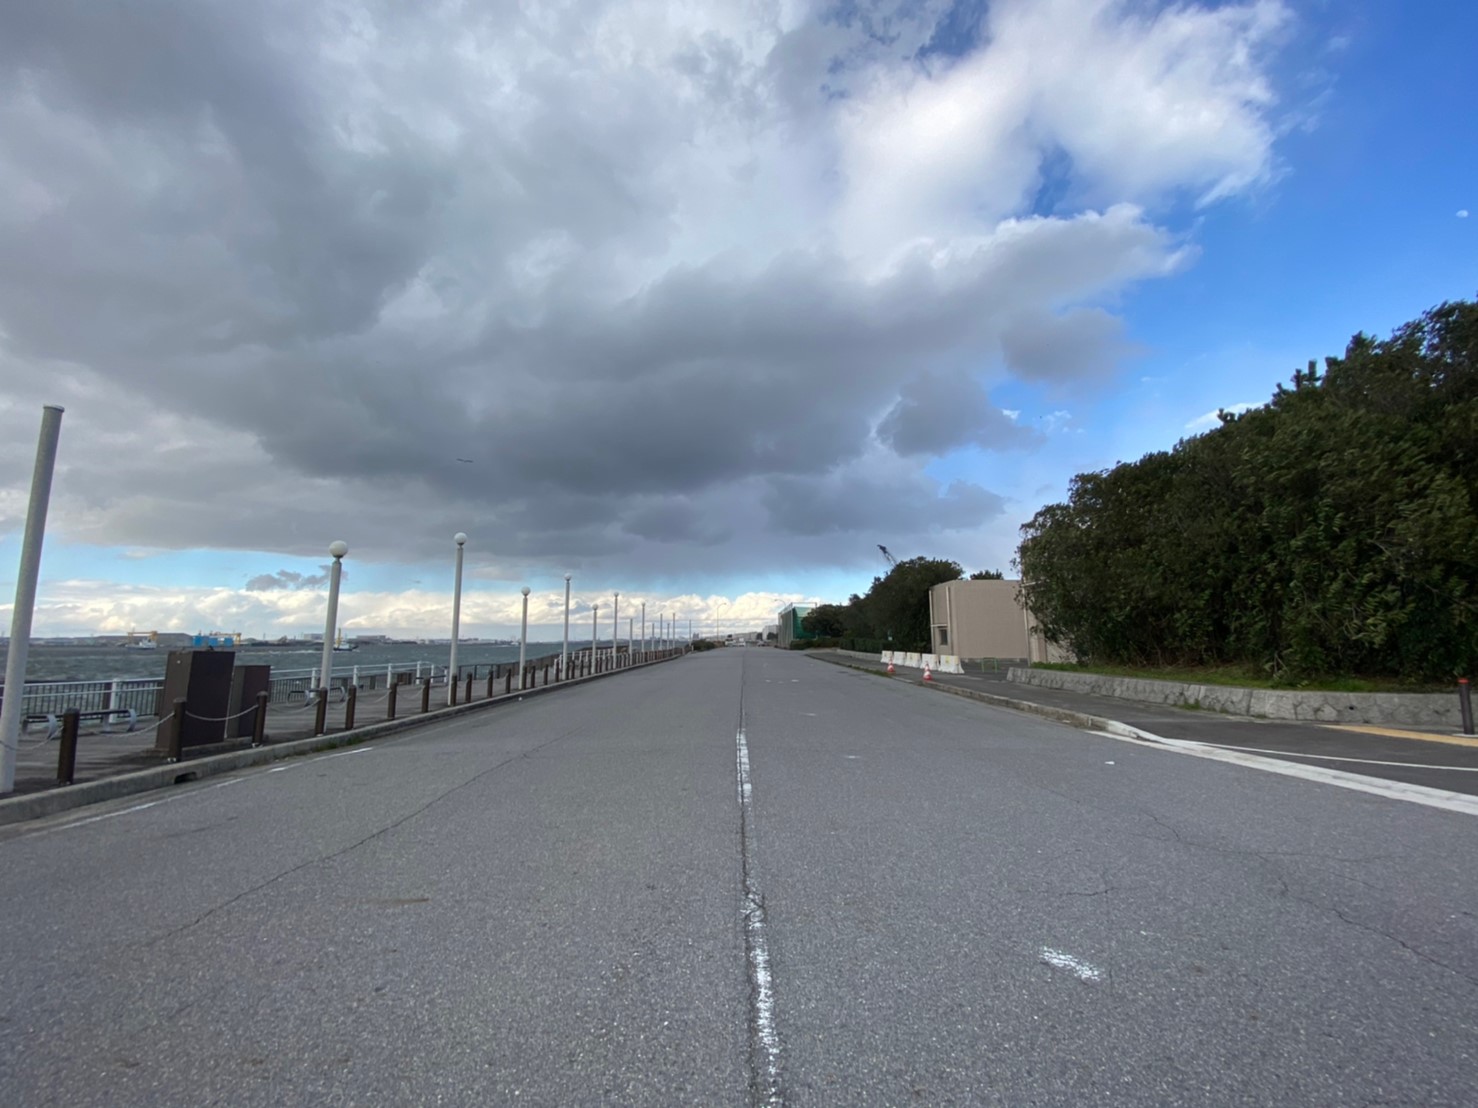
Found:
0,677 -> 163,726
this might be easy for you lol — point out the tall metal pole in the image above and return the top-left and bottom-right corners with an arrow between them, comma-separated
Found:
0,405 -> 64,794
318,541 -> 348,700
640,601 -> 646,656
612,592 -> 619,665
519,586 -> 530,688
627,617 -> 633,658
448,533 -> 467,705
591,603 -> 598,666
561,574 -> 572,677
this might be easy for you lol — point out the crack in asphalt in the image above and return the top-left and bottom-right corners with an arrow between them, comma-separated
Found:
144,721 -> 591,949
1140,808 -> 1478,992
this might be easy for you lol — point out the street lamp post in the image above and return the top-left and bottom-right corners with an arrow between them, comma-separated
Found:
318,541 -> 349,700
562,574 -> 571,678
448,533 -> 467,705
519,586 -> 530,689
591,603 -> 599,671
612,592 -> 619,667
640,601 -> 646,658
0,405 -> 64,794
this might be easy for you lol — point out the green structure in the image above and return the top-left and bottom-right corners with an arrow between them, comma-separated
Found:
777,604 -> 814,649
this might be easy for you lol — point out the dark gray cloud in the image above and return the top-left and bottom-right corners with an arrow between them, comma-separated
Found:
878,369 -> 1041,456
0,0 -> 1286,584
244,567 -> 335,592
1001,306 -> 1143,387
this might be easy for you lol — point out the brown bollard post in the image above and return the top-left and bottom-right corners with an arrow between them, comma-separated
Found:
313,689 -> 328,737
449,670 -> 458,706
505,666 -> 513,695
542,662 -> 549,686
167,698 -> 187,761
486,669 -> 496,698
57,707 -> 81,786
344,685 -> 357,731
465,672 -> 474,703
252,690 -> 269,746
387,681 -> 398,720
420,677 -> 432,713
1460,678 -> 1475,736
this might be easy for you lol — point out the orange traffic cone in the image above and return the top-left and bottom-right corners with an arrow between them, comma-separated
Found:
886,660 -> 895,674
922,662 -> 933,682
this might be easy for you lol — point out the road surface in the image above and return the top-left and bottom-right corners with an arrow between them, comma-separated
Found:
2,647 -> 1475,1105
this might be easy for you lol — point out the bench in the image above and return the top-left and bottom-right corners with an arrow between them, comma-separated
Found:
23,708 -> 140,741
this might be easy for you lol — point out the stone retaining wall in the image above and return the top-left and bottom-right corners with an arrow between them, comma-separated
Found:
1006,667 -> 1460,727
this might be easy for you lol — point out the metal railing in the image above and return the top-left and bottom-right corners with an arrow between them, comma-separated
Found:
1,677 -> 164,725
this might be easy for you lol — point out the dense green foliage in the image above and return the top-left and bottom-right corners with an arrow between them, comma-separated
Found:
802,556 -> 966,651
1017,300 -> 1478,681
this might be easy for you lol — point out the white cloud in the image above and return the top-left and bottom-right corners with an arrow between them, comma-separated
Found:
9,578 -> 814,639
0,0 -> 1296,590
1459,210 -> 1470,219
1185,402 -> 1256,432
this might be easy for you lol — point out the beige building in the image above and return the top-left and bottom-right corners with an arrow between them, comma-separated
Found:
928,579 -> 1068,663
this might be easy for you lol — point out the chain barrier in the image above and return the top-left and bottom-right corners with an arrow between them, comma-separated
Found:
183,705 -> 262,723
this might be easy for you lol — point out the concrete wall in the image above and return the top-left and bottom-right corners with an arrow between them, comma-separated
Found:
1008,667 -> 1463,727
930,579 -> 1028,659
927,579 -> 1077,661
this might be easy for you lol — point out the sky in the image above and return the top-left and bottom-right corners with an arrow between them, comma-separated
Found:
0,0 -> 1474,640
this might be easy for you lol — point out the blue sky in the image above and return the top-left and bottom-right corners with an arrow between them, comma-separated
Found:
0,0 -> 1474,638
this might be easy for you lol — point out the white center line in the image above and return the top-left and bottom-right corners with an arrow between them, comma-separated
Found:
736,724 -> 783,1105
1040,948 -> 1104,983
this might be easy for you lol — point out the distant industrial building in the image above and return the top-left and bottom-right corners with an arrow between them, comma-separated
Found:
775,604 -> 814,649
928,579 -> 1068,663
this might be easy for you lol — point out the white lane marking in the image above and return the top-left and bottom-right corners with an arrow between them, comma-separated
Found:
1088,728 -> 1478,817
56,800 -> 161,831
736,725 -> 782,1104
1041,948 -> 1104,982
213,779 -> 243,788
1146,744 -> 1478,772
1104,761 -> 1115,765
266,765 -> 296,773
310,748 -> 371,763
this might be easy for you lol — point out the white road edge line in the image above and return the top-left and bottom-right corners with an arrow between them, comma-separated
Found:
1088,727 -> 1478,817
310,748 -> 372,762
1040,948 -> 1104,982
736,725 -> 783,1105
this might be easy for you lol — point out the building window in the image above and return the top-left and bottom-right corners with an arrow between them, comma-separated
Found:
938,627 -> 948,646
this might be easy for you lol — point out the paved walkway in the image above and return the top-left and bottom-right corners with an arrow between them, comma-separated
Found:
806,651 -> 1478,797
4,657 -> 627,796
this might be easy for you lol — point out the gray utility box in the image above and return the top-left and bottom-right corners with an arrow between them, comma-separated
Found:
227,665 -> 272,739
155,650 -> 235,753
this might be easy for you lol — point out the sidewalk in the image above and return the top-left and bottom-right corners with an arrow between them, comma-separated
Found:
806,651 -> 1478,799
2,650 -> 684,820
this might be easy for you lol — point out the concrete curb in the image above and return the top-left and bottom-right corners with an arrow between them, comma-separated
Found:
808,653 -> 1143,739
1006,666 -> 1460,728
0,652 -> 688,828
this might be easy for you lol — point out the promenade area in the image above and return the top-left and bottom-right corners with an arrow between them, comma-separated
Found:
806,650 -> 1478,799
2,650 -> 656,805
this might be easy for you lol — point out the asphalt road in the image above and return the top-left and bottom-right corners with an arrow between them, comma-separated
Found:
2,648 -> 1476,1105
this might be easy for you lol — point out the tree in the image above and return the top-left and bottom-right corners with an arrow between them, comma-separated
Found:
865,556 -> 963,649
1016,298 -> 1478,681
801,604 -> 847,638
969,569 -> 1005,580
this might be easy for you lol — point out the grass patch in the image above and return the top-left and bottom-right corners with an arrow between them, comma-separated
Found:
1029,661 -> 1445,694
